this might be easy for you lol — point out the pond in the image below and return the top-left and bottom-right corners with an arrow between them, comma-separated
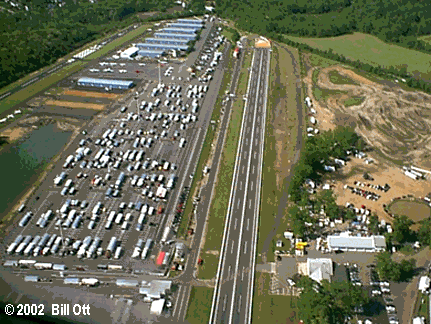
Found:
388,199 -> 431,223
0,123 -> 72,217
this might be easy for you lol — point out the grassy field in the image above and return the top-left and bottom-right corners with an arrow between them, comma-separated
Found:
197,253 -> 219,279
0,23 -> 151,116
255,43 -> 302,263
344,96 -> 365,107
177,46 -> 235,238
388,199 -> 431,222
285,32 -> 431,80
199,50 -> 252,261
185,287 -> 214,324
328,70 -> 359,85
413,291 -> 430,323
252,272 -> 298,324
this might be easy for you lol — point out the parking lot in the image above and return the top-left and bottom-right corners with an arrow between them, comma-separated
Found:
1,18 -> 228,281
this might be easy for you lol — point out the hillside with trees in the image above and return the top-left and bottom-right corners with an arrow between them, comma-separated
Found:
215,0 -> 431,67
0,0 -> 205,90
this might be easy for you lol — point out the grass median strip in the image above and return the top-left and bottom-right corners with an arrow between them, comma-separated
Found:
0,23 -> 151,115
256,44 -> 302,263
197,50 -> 253,279
185,287 -> 214,324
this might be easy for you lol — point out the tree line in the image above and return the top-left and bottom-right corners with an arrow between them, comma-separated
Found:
0,0 -> 206,91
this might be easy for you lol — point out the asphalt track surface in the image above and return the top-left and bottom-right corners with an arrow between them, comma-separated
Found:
168,41 -> 247,324
209,48 -> 270,324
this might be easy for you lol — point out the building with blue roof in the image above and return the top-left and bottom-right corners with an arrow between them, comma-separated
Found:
155,33 -> 196,41
77,77 -> 134,89
146,38 -> 190,46
138,49 -> 165,58
168,23 -> 202,30
162,28 -> 196,35
136,43 -> 189,51
177,18 -> 203,25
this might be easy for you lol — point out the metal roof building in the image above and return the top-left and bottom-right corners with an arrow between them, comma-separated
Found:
145,38 -> 190,45
155,33 -> 196,40
136,43 -> 189,51
169,23 -> 202,30
139,280 -> 172,300
307,258 -> 333,283
120,46 -> 139,59
116,279 -> 139,287
150,299 -> 165,315
161,28 -> 196,35
53,264 -> 67,271
24,275 -> 39,282
327,233 -> 386,252
138,49 -> 165,58
77,77 -> 134,90
64,278 -> 80,285
177,18 -> 204,25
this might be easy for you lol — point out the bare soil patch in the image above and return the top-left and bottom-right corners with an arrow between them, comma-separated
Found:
63,89 -> 119,99
45,99 -> 105,110
304,57 -> 431,165
0,126 -> 32,142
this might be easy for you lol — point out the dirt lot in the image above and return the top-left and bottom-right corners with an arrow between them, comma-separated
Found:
303,55 -> 431,166
63,89 -> 120,99
330,156 -> 431,224
45,99 -> 105,110
0,126 -> 32,142
302,54 -> 431,224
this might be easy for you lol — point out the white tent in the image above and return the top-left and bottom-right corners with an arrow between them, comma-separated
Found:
418,276 -> 430,292
412,318 -> 425,324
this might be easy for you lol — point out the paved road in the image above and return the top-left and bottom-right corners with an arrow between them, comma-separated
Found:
168,40 -> 247,323
209,48 -> 270,324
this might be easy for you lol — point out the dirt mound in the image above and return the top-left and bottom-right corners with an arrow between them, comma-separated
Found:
45,99 -> 105,110
304,58 -> 431,165
63,89 -> 119,99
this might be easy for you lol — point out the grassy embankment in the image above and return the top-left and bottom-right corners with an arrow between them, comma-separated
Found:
177,44 -> 235,238
285,32 -> 431,80
197,49 -> 253,279
185,287 -> 214,324
0,23 -> 152,115
255,43 -> 301,263
252,272 -> 298,324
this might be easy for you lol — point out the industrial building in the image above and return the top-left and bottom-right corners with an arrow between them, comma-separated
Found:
177,18 -> 203,25
161,28 -> 196,35
155,33 -> 196,40
145,38 -> 190,46
139,280 -> 172,300
136,43 -> 189,51
169,23 -> 202,30
327,233 -> 386,252
138,49 -> 165,58
120,46 -> 139,59
77,77 -> 134,90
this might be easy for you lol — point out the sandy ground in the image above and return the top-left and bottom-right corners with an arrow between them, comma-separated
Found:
45,99 -> 105,110
0,125 -> 32,142
331,156 -> 431,224
63,89 -> 120,99
303,55 -> 431,165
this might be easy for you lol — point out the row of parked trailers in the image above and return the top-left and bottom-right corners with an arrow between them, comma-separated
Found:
7,234 -> 63,257
131,238 -> 153,259
3,260 -> 67,270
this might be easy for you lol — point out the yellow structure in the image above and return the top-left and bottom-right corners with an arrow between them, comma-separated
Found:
255,37 -> 271,48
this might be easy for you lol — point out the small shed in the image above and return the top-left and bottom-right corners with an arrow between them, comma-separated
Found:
150,299 -> 165,315
418,276 -> 430,293
284,231 -> 294,240
64,278 -> 80,285
24,275 -> 39,283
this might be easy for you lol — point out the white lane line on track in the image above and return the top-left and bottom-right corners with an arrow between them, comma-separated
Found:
247,49 -> 271,324
209,50 -> 257,324
228,51 -> 264,324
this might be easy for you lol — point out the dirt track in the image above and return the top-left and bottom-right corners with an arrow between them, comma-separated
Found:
303,57 -> 431,165
45,99 -> 105,110
63,89 -> 119,99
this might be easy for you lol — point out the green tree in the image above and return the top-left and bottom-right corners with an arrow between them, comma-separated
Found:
418,217 -> 431,247
392,215 -> 414,244
368,213 -> 379,234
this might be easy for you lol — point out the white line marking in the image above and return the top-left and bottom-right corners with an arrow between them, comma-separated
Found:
234,218 -> 238,230
249,199 -> 252,209
247,218 -> 250,231
244,241 -> 247,254
231,241 -> 234,254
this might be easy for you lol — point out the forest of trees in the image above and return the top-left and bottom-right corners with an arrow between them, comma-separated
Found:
0,0 -> 205,90
215,0 -> 431,87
